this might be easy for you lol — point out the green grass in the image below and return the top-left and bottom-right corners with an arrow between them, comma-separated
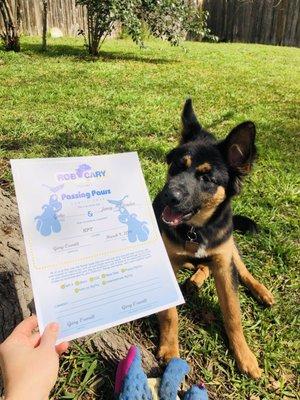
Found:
0,36 -> 299,399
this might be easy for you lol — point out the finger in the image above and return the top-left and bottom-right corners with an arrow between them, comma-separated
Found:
55,341 -> 69,356
14,315 -> 38,336
40,322 -> 59,348
30,332 -> 41,348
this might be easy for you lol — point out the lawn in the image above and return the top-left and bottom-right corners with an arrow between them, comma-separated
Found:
0,36 -> 299,400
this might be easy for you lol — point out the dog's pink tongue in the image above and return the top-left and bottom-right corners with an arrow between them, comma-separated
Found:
162,206 -> 184,225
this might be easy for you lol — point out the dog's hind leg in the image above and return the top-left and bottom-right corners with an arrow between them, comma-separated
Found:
233,244 -> 275,306
157,307 -> 179,362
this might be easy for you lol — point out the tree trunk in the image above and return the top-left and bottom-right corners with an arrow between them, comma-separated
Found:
85,6 -> 102,56
0,188 -> 160,397
0,0 -> 20,51
15,0 -> 21,32
41,0 -> 48,51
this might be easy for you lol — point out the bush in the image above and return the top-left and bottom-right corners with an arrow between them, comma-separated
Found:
76,0 -> 194,56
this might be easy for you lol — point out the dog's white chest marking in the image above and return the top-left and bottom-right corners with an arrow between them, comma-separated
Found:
195,245 -> 207,258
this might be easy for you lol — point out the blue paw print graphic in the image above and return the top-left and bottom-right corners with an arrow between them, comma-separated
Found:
35,194 -> 62,237
108,196 -> 149,243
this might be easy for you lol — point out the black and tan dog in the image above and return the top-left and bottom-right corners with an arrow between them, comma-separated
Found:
153,99 -> 275,379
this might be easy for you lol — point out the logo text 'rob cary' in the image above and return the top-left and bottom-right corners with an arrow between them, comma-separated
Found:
56,163 -> 106,182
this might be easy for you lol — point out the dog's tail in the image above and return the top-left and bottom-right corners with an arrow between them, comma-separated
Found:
233,215 -> 258,235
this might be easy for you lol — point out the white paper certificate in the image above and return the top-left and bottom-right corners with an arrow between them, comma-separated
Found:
11,153 -> 184,342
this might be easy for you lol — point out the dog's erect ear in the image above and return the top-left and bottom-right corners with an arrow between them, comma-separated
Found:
180,99 -> 202,143
221,121 -> 256,174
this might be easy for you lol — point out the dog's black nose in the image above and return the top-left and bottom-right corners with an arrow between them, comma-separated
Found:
164,189 -> 183,206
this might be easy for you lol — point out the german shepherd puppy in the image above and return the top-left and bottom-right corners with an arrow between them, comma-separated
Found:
153,99 -> 275,379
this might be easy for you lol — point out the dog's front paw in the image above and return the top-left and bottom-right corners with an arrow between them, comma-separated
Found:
157,344 -> 179,363
250,282 -> 275,306
236,349 -> 262,379
257,284 -> 275,306
189,266 -> 209,288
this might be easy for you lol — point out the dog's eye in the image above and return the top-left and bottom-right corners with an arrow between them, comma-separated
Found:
168,154 -> 191,176
197,173 -> 217,184
202,175 -> 211,182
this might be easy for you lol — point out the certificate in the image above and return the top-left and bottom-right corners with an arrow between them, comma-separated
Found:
11,153 -> 184,342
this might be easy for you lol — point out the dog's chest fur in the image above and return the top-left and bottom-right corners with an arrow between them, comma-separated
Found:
194,244 -> 208,258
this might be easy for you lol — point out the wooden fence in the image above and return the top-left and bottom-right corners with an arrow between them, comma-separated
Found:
0,0 -> 299,46
0,0 -> 87,36
203,0 -> 300,47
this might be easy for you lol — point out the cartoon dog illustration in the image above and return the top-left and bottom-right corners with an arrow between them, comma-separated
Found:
35,195 -> 62,236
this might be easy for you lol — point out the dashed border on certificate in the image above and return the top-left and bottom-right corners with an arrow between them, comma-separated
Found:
28,235 -> 159,270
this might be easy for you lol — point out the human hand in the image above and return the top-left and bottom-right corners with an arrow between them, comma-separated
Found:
0,315 -> 69,400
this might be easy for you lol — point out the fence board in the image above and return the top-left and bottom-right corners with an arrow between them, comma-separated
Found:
204,0 -> 300,47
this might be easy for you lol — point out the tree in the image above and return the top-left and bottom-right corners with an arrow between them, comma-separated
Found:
41,0 -> 48,51
0,0 -> 21,51
75,0 -> 188,56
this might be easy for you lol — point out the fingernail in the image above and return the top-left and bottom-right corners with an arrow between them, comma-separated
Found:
49,322 -> 59,332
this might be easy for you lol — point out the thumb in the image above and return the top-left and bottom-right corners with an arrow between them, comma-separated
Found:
40,322 -> 60,348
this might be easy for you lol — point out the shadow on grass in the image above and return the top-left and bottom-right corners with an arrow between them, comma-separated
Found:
120,277 -> 228,365
20,42 -> 175,64
94,359 -> 115,400
1,128 -> 168,163
180,280 -> 226,342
